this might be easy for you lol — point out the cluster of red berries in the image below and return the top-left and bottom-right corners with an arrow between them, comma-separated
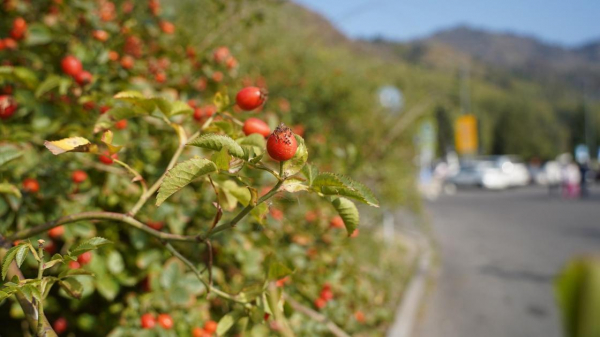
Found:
140,313 -> 174,330
61,55 -> 93,86
0,17 -> 25,51
191,320 -> 218,337
69,251 -> 93,269
314,283 -> 334,310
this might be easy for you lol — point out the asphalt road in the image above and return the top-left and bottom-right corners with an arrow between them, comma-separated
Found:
416,186 -> 600,337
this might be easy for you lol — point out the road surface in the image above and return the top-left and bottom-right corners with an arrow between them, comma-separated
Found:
416,186 -> 600,337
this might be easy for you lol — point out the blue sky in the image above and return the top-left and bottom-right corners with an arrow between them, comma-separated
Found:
293,0 -> 600,47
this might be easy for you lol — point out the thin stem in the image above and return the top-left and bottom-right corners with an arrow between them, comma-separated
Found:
247,162 -> 281,180
113,159 -> 148,194
207,179 -> 284,238
36,243 -> 45,336
8,212 -> 204,244
163,242 -> 248,305
283,294 -> 351,337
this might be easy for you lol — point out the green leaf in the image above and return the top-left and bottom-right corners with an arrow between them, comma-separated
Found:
59,278 -> 83,299
211,147 -> 230,171
0,182 -> 21,199
24,23 -> 52,46
168,101 -> 193,116
0,145 -> 22,167
237,134 -> 266,149
13,67 -> 39,88
106,251 -> 124,275
43,258 -> 64,270
280,177 -> 308,193
312,173 -> 379,207
156,157 -> 217,206
2,245 -> 21,280
217,312 -> 242,336
14,244 -> 29,268
114,91 -> 156,112
94,106 -> 148,133
282,135 -> 308,177
222,180 -> 251,206
0,290 -> 12,302
187,134 -> 246,159
35,75 -> 62,98
58,269 -> 94,279
267,261 -> 293,281
70,237 -> 112,256
301,163 -> 319,186
331,197 -> 360,236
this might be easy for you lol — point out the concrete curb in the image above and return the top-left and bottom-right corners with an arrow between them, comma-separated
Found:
386,244 -> 432,337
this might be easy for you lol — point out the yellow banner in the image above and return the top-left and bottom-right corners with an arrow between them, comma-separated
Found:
455,115 -> 478,155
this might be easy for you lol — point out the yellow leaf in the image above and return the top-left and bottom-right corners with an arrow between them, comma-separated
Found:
44,137 -> 97,155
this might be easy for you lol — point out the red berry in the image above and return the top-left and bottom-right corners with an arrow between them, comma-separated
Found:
99,152 -> 117,165
157,314 -> 174,329
77,251 -> 92,265
71,170 -> 88,184
266,124 -> 298,161
100,105 -> 111,114
235,87 -> 266,111
44,240 -> 57,255
275,276 -> 289,287
146,221 -> 164,231
92,30 -> 109,42
270,208 -> 284,221
192,327 -> 211,337
49,226 -> 64,238
108,50 -> 119,61
243,118 -> 270,137
3,38 -> 17,50
10,17 -> 27,40
226,57 -> 237,70
354,311 -> 366,323
74,71 -> 92,86
0,95 -> 17,120
330,216 -> 344,229
351,229 -> 359,238
115,119 -> 128,130
68,261 -> 80,269
61,56 -> 83,77
141,313 -> 156,329
314,297 -> 327,310
213,46 -> 230,63
305,211 -> 317,222
155,72 -> 166,83
160,21 -> 175,34
212,71 -> 223,82
83,101 -> 95,111
22,178 -> 40,193
264,313 -> 270,321
120,55 -> 134,69
320,288 -> 333,301
203,320 -> 218,334
53,317 -> 68,334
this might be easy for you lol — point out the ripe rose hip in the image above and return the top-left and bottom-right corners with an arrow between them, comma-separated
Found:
330,216 -> 344,229
354,311 -> 366,323
10,17 -> 27,40
267,124 -> 298,161
92,30 -> 109,42
83,101 -> 95,111
61,56 -> 83,77
74,71 -> 92,86
22,178 -> 40,193
213,46 -> 230,63
157,314 -> 174,329
49,226 -> 64,238
226,57 -> 237,70
100,105 -> 111,114
351,229 -> 359,238
141,313 -> 156,329
77,251 -> 92,265
0,95 -> 17,120
212,71 -> 223,82
68,261 -> 80,269
314,297 -> 327,310
159,21 -> 175,34
235,86 -> 266,111
115,119 -> 128,130
146,220 -> 164,231
72,170 -> 88,184
53,317 -> 68,334
243,118 -> 270,137
44,240 -> 57,255
270,208 -> 284,221
108,50 -> 119,61
99,152 -> 117,165
3,38 -> 17,50
192,327 -> 211,337
120,55 -> 134,69
320,288 -> 333,301
155,72 -> 166,83
204,320 -> 218,334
